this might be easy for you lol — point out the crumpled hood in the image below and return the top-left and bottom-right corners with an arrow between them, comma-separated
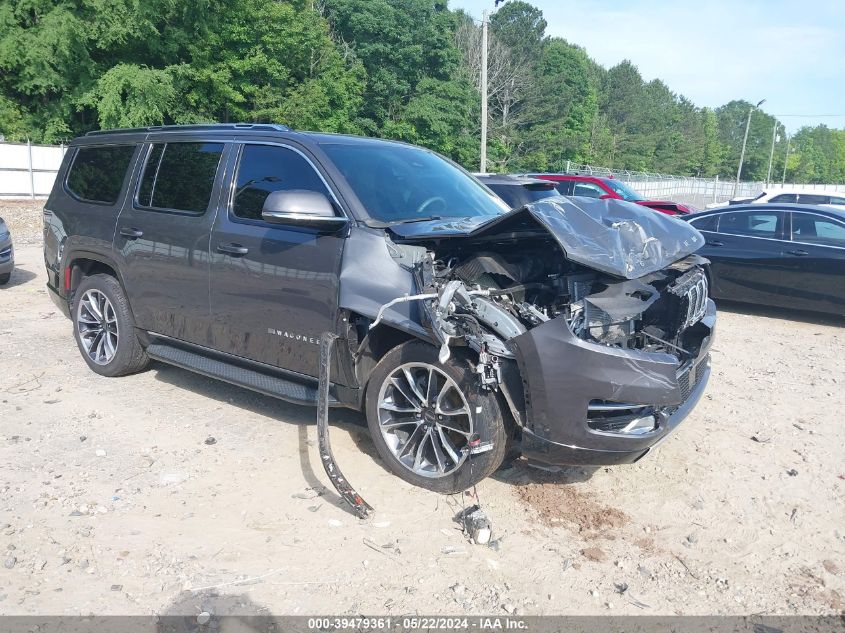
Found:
388,196 -> 705,279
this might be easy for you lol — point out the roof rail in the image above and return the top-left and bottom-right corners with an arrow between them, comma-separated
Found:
85,123 -> 291,136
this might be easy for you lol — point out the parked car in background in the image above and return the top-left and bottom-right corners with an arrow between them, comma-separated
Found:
475,174 -> 558,209
706,188 -> 845,210
530,173 -> 695,215
686,204 -> 845,315
43,124 -> 715,493
0,216 -> 13,285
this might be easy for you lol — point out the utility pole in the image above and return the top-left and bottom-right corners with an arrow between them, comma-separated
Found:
766,122 -> 777,187
734,98 -> 765,196
781,135 -> 791,184
480,9 -> 489,174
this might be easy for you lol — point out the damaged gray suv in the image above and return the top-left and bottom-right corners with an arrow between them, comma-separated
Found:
44,124 -> 715,493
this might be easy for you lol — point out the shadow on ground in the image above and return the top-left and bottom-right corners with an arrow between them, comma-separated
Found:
714,299 -> 845,326
151,361 -> 369,517
0,265 -> 37,289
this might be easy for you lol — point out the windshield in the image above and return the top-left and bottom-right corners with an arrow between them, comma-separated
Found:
603,179 -> 645,202
320,142 -> 509,223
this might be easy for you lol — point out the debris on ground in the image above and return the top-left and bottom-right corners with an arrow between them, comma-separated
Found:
454,504 -> 492,545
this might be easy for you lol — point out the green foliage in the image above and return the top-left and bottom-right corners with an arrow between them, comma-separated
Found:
0,0 -> 841,184
81,64 -> 175,128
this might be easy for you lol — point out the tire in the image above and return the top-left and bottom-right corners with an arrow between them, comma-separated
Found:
365,340 -> 507,494
0,272 -> 10,285
72,273 -> 149,377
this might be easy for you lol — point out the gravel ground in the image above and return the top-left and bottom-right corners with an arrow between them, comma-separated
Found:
1,201 -> 844,616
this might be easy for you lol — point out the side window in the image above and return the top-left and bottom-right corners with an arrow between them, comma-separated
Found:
828,195 -> 845,205
768,193 -> 797,203
797,194 -> 829,205
232,144 -> 331,221
572,182 -> 605,198
554,181 -> 573,195
138,142 -> 224,214
689,214 -> 718,232
791,213 -> 845,247
719,211 -> 781,239
66,145 -> 135,204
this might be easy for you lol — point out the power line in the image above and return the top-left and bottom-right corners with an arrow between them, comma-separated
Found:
773,113 -> 845,117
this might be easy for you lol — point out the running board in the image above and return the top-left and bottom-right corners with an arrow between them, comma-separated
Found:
146,343 -> 336,407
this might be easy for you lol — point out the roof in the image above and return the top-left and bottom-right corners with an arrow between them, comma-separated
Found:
84,123 -> 291,136
691,203 -> 845,221
475,173 -> 556,187
756,187 -> 845,196
528,173 -> 617,182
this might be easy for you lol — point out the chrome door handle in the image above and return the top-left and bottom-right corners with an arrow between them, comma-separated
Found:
119,227 -> 143,239
217,243 -> 249,256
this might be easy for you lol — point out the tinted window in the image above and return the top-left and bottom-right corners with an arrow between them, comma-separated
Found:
233,145 -> 331,221
138,142 -> 224,213
320,142 -> 507,223
603,179 -> 644,202
798,194 -> 829,205
553,181 -> 573,195
66,145 -> 135,204
689,214 -> 718,232
829,195 -> 845,205
719,211 -> 781,238
768,193 -> 797,203
791,213 -> 845,247
486,183 -> 556,209
572,182 -> 605,198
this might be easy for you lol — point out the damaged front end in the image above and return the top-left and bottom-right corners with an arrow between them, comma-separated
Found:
364,197 -> 716,466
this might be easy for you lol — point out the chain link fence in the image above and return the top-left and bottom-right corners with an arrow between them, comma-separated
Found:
562,162 -> 845,209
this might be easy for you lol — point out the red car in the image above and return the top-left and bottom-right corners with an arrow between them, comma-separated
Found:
529,174 -> 694,215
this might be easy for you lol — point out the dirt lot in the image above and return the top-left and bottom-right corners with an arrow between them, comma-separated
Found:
1,201 -> 844,616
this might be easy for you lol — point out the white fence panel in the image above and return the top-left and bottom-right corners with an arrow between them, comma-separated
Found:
0,141 -> 66,198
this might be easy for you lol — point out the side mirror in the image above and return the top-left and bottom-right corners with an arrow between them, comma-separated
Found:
261,190 -> 347,230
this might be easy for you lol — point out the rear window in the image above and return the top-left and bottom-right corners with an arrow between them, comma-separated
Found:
138,142 -> 224,214
66,145 -> 136,204
798,194 -> 829,205
487,183 -> 557,209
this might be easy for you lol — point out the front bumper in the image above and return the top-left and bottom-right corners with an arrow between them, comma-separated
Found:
511,299 -> 716,466
0,236 -> 13,276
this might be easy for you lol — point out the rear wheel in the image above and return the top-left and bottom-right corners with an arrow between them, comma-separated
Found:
365,341 -> 506,493
0,272 -> 10,285
72,274 -> 149,377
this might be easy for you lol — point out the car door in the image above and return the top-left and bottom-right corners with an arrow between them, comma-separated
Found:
208,141 -> 346,377
781,211 -> 845,314
114,138 -> 230,345
701,208 -> 792,307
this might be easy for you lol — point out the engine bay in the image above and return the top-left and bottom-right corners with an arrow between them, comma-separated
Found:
392,232 -> 710,370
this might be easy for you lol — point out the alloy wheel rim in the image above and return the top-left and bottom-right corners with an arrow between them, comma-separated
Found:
376,362 -> 473,478
76,289 -> 119,365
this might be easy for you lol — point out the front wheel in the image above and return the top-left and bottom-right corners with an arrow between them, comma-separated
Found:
365,341 -> 507,493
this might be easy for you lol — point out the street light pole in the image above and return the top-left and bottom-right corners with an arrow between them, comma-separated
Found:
734,98 -> 765,196
480,8 -> 488,173
781,134 -> 791,185
766,122 -> 777,187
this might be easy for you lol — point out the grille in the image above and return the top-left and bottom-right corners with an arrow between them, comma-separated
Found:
677,354 -> 710,403
669,269 -> 708,329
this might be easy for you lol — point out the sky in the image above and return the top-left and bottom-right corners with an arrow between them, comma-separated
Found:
453,0 -> 845,133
